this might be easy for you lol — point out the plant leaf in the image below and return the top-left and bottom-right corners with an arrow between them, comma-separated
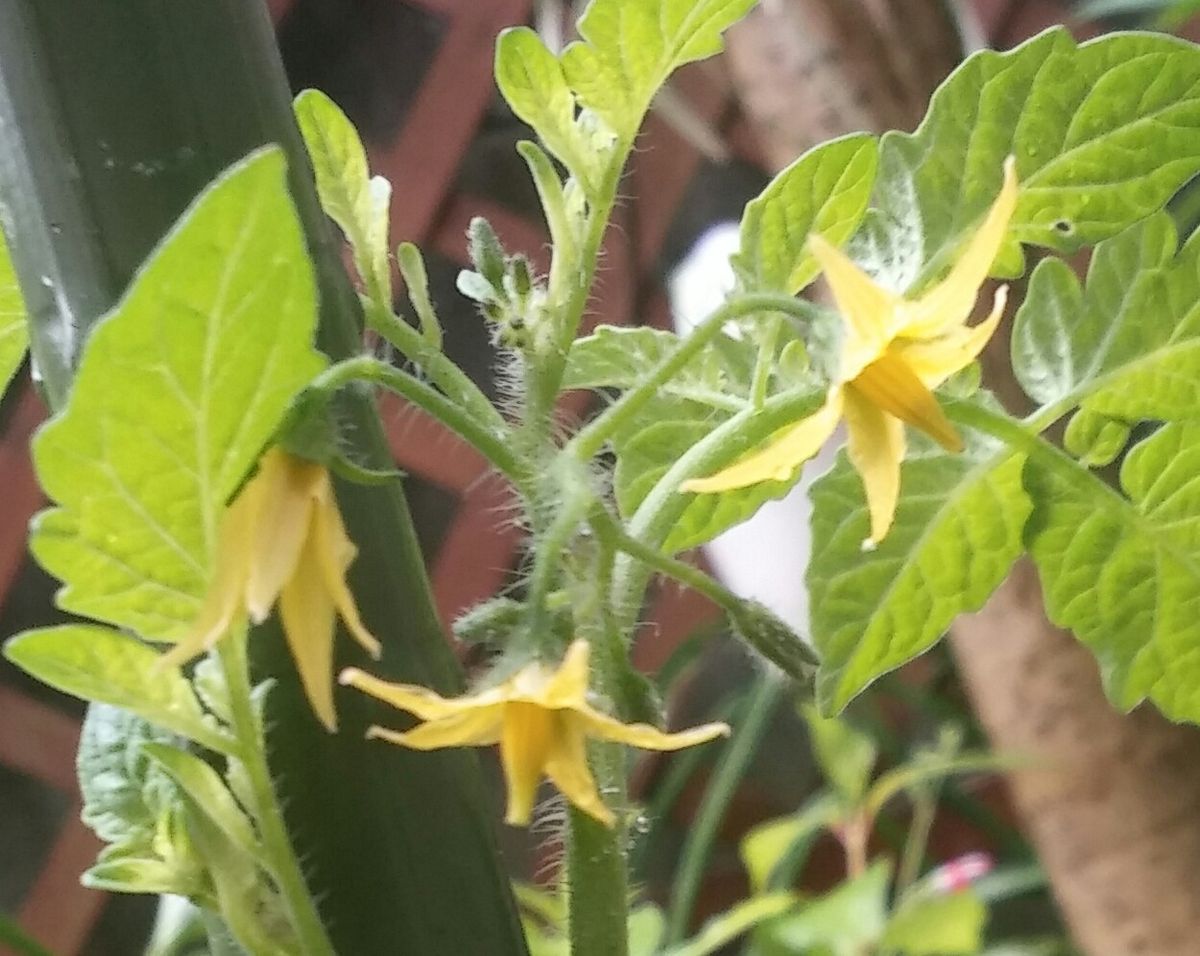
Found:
810,423 -> 1030,713
860,28 -> 1200,291
882,891 -> 987,956
0,228 -> 29,396
4,626 -> 231,753
735,134 -> 879,295
564,325 -> 751,411
761,862 -> 891,956
1027,423 -> 1200,720
29,148 -> 325,644
561,0 -> 757,139
294,89 -> 392,298
801,706 -> 877,804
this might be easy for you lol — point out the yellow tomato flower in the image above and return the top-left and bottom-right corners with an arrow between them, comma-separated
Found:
340,639 -> 730,826
684,157 -> 1019,546
162,447 -> 380,731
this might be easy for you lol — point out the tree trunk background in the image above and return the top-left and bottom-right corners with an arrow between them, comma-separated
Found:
723,3 -> 1200,953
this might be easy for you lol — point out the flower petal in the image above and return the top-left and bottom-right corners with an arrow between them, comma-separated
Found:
901,156 -> 1018,338
501,702 -> 556,826
578,707 -> 730,751
682,389 -> 843,493
843,388 -> 906,546
312,479 -> 381,659
365,709 -> 503,750
893,286 -> 1008,389
279,535 -> 339,731
544,717 -> 614,826
340,668 -> 504,721
849,352 -> 961,452
245,450 -> 319,622
809,233 -> 899,362
538,639 -> 591,709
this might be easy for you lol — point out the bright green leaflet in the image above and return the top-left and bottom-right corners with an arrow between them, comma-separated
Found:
564,325 -> 752,411
0,229 -> 29,396
1027,423 -> 1200,721
809,427 -> 1030,714
1014,213 -> 1200,423
294,89 -> 392,299
560,0 -> 757,140
4,626 -> 231,754
734,134 -> 879,295
801,707 -> 877,805
857,27 -> 1200,290
761,862 -> 891,956
881,891 -> 987,956
28,148 -> 325,644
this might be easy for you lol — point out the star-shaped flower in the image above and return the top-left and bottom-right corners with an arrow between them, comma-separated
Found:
340,640 -> 730,826
162,447 -> 380,730
684,158 -> 1019,545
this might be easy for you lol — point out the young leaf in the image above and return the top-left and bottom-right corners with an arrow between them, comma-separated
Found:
760,861 -> 891,955
881,891 -> 987,956
294,89 -> 392,299
1063,409 -> 1133,468
809,425 -> 1031,713
564,325 -> 751,411
83,856 -> 205,898
29,148 -> 325,644
0,228 -> 29,396
801,706 -> 877,805
735,134 -> 879,295
1027,423 -> 1200,722
1015,213 -> 1200,424
560,0 -> 757,139
4,626 -> 231,754
861,28 -> 1200,290
141,743 -> 259,859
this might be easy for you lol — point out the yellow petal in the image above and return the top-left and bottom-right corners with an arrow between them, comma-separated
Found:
901,156 -> 1018,338
843,389 -> 906,545
365,709 -> 503,750
893,286 -> 1007,389
538,639 -> 591,709
809,233 -> 899,361
544,719 -> 614,826
279,536 -> 339,731
312,480 -> 382,659
501,702 -> 556,826
848,352 -> 961,452
577,707 -> 730,751
682,389 -> 844,493
159,486 -> 257,668
340,668 -> 505,721
245,450 -> 318,622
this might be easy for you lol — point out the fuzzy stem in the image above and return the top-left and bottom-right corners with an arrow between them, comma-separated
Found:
307,356 -> 525,488
217,632 -> 334,956
567,293 -> 819,463
567,787 -> 630,956
750,315 -> 783,409
666,670 -> 786,944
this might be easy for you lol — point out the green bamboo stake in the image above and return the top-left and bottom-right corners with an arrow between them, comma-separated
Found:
0,2 -> 527,952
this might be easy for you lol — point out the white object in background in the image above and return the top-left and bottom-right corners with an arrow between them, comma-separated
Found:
667,222 -> 835,644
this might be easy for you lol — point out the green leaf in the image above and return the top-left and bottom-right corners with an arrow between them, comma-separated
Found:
4,626 -> 231,753
1063,409 -> 1132,468
561,0 -> 756,138
882,891 -> 987,956
142,743 -> 259,859
0,228 -> 29,396
740,794 -> 839,893
735,135 -> 879,295
628,905 -> 666,956
0,913 -> 53,956
801,706 -> 877,804
1015,213 -> 1200,424
664,893 -> 797,956
29,148 -> 325,644
83,856 -> 204,898
294,89 -> 392,299
861,28 -> 1200,290
760,862 -> 891,956
1027,422 -> 1200,720
612,397 -> 816,555
810,422 -> 1031,713
564,325 -> 751,411
496,28 -> 593,183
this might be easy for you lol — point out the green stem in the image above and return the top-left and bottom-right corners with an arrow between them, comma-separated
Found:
217,633 -> 334,956
610,387 -> 825,636
750,315 -> 783,409
665,670 -> 786,944
308,355 -> 525,489
567,793 -> 630,956
523,484 -> 595,652
567,293 -> 819,463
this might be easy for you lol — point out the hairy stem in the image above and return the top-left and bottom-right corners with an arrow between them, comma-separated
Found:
217,632 -> 334,956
